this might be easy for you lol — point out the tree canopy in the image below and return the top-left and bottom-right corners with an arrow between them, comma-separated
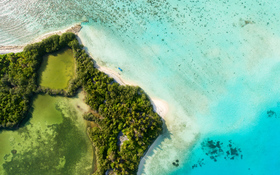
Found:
0,33 -> 76,128
0,32 -> 163,175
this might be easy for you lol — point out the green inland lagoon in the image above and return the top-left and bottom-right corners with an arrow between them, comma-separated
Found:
38,48 -> 75,90
0,92 -> 94,175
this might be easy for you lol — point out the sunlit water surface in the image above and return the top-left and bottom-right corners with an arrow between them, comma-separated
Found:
1,0 -> 280,174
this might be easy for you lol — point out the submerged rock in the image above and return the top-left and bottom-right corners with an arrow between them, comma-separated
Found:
196,138 -> 243,168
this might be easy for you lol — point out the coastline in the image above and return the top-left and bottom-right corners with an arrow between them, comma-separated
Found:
95,64 -> 169,117
0,24 -> 82,54
77,36 -> 170,174
137,135 -> 163,175
1,27 -> 170,174
76,33 -> 169,118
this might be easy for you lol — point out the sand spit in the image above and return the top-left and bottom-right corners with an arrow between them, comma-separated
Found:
0,24 -> 82,54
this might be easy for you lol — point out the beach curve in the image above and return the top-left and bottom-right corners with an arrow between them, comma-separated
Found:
95,64 -> 169,118
77,32 -> 169,118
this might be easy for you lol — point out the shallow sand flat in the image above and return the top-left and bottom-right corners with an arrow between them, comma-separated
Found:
0,24 -> 81,54
78,34 -> 169,118
3,0 -> 280,174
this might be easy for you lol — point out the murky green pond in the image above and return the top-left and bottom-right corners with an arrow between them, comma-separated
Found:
0,92 -> 93,175
38,48 -> 75,90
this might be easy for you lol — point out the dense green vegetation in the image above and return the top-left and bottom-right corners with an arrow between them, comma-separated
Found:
0,34 -> 76,128
0,47 -> 38,127
75,49 -> 163,175
0,33 -> 163,174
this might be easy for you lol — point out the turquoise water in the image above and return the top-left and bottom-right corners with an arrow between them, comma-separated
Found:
2,0 -> 280,174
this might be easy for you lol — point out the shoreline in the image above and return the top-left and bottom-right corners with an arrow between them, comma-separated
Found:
96,64 -> 169,118
137,135 -> 163,175
1,27 -> 170,174
77,35 -> 169,118
77,36 -> 170,174
89,57 -> 170,175
0,24 -> 82,55
77,32 -> 170,174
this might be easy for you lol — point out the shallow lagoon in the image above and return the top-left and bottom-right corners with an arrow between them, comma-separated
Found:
38,48 -> 75,90
0,93 -> 93,175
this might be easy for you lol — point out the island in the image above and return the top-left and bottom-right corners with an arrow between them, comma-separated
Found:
0,32 -> 163,175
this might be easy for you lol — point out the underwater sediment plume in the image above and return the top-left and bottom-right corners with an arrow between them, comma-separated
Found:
2,0 -> 280,174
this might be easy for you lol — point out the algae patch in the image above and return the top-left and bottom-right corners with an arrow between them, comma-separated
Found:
0,94 -> 93,175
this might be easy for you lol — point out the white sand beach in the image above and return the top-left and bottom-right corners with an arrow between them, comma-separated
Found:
0,46 -> 24,55
0,24 -> 82,54
1,21 -> 170,175
150,98 -> 169,118
77,32 -> 169,118
95,64 -> 136,86
95,60 -> 169,175
0,24 -> 169,118
96,64 -> 169,118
